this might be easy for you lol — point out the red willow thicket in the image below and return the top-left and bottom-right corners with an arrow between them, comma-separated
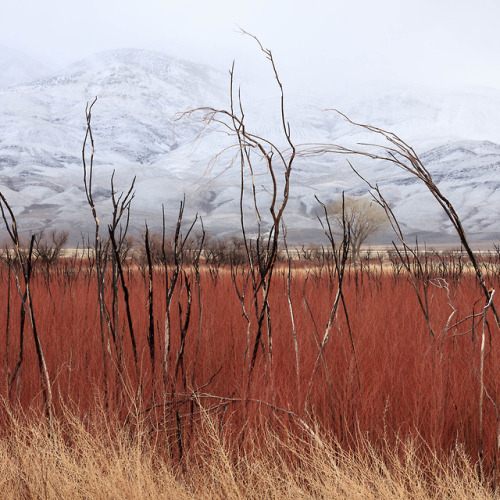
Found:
0,256 -> 498,467
0,33 -> 499,484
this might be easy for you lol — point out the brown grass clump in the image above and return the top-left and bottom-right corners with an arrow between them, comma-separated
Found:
0,403 -> 496,500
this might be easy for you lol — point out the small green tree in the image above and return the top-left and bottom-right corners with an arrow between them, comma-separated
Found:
329,196 -> 387,262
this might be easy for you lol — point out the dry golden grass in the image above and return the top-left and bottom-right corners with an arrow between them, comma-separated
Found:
0,404 -> 496,500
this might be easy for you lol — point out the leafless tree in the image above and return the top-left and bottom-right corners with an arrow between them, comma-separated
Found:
0,194 -> 52,419
34,229 -> 69,269
328,195 -> 387,262
181,30 -> 296,387
301,110 -> 499,328
83,97 -> 139,394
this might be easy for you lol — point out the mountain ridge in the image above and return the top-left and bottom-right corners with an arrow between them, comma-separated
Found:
0,46 -> 498,244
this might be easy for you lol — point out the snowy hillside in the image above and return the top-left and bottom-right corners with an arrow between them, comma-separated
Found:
0,47 -> 498,245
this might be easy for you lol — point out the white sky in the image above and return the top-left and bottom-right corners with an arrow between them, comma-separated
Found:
2,0 -> 500,93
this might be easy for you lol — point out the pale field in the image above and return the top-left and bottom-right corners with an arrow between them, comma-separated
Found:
0,406 -> 495,500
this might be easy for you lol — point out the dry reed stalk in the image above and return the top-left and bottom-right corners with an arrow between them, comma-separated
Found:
478,288 -> 496,475
0,401 -> 497,499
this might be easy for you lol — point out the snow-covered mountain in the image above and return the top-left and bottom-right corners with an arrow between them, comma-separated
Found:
0,47 -> 498,245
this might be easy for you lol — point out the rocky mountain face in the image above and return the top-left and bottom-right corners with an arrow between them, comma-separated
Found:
0,46 -> 498,245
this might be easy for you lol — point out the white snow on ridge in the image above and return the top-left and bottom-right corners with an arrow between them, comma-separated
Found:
0,47 -> 499,244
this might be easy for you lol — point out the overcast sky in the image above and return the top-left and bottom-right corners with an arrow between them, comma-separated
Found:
2,0 -> 500,94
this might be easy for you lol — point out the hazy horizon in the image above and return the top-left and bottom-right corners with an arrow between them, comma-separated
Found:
3,0 -> 500,96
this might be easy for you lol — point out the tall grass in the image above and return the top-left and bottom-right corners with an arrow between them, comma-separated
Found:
0,399 -> 496,500
0,255 -> 499,496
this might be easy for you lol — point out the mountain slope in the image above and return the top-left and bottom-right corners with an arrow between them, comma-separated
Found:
0,47 -> 498,244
